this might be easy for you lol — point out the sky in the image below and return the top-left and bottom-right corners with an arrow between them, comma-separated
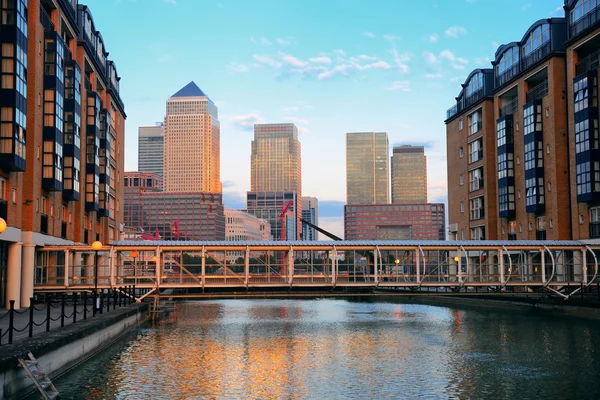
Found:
84,0 -> 564,238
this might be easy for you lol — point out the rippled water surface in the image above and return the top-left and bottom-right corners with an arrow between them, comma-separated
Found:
48,299 -> 600,399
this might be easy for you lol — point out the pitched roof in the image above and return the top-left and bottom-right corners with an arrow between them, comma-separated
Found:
171,81 -> 207,98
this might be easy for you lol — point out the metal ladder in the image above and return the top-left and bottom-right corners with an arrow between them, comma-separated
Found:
18,352 -> 60,399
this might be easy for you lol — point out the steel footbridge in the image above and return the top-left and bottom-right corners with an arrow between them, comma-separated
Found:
34,240 -> 600,300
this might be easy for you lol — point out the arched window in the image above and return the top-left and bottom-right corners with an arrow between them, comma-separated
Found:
571,0 -> 599,23
466,72 -> 484,97
523,24 -> 550,57
496,47 -> 519,76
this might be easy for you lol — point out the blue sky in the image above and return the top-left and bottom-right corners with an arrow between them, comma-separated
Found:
85,0 -> 563,238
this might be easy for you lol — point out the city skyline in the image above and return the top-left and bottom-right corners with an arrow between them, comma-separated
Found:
82,0 -> 565,238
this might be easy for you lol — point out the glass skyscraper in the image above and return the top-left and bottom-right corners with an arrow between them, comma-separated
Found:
163,82 -> 221,193
391,145 -> 427,203
346,132 -> 389,204
138,123 -> 164,185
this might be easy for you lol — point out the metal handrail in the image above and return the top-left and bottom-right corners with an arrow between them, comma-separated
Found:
459,245 -> 470,288
542,245 -> 556,288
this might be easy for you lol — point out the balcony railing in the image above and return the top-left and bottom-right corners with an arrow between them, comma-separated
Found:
447,104 -> 458,120
499,98 -> 519,118
39,6 -> 54,32
464,87 -> 485,109
496,63 -> 520,88
576,48 -> 600,76
522,41 -> 551,70
570,5 -> 600,38
526,79 -> 548,103
590,221 -> 600,238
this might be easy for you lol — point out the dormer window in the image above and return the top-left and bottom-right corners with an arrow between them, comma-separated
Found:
523,24 -> 549,57
571,0 -> 599,24
496,47 -> 519,76
466,72 -> 484,97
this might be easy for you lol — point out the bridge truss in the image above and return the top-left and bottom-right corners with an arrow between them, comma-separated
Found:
34,240 -> 599,300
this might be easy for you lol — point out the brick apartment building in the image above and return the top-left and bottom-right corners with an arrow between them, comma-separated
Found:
0,1 -> 126,308
446,2 -> 600,242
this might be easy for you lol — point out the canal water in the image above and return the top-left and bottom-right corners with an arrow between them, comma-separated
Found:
47,299 -> 600,399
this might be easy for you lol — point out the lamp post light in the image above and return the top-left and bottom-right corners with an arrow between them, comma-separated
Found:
92,241 -> 102,313
0,217 -> 6,234
131,250 -> 138,286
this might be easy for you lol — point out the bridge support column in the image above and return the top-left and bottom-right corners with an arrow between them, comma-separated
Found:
554,251 -> 565,282
85,252 -> 94,286
64,249 -> 70,287
20,241 -> 35,308
499,249 -> 505,286
574,250 -> 584,283
6,242 -> 22,309
449,255 -> 457,283
527,252 -> 534,282
71,251 -> 81,285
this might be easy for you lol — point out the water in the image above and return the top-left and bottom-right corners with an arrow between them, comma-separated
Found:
47,299 -> 600,399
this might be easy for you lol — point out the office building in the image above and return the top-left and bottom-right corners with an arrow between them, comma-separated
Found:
391,146 -> 427,203
124,172 -> 224,240
246,191 -> 298,241
225,208 -> 272,241
344,204 -> 445,240
0,1 -> 126,308
346,132 -> 389,204
301,197 -> 319,240
138,123 -> 164,182
163,81 -> 221,193
249,124 -> 302,239
446,15 -> 574,240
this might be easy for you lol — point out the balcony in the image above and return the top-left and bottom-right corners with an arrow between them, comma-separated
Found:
526,79 -> 548,103
576,48 -> 600,76
463,87 -> 485,109
570,5 -> 600,39
447,104 -> 458,120
536,229 -> 547,240
39,6 -> 54,32
590,221 -> 600,238
496,63 -> 520,88
499,98 -> 519,118
40,214 -> 48,235
522,41 -> 551,71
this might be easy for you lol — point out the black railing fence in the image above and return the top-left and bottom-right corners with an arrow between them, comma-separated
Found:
0,286 -> 145,346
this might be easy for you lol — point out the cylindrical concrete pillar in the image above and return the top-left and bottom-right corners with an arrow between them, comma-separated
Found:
20,243 -> 35,307
6,242 -> 23,309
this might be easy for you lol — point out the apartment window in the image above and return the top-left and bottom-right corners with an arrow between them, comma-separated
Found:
523,24 -> 549,58
459,146 -> 464,158
470,196 -> 484,221
0,177 -> 6,200
496,46 -> 519,76
469,138 -> 483,163
461,229 -> 465,240
470,226 -> 485,240
469,167 -> 483,192
459,120 -> 463,131
571,0 -> 599,24
537,216 -> 546,231
460,202 -> 464,213
468,109 -> 482,135
459,174 -> 464,186
41,196 -> 48,214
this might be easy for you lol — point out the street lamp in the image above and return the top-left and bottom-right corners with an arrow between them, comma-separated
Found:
92,241 -> 102,313
131,250 -> 138,285
0,217 -> 6,234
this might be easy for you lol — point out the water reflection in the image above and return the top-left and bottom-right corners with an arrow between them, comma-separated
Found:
48,299 -> 600,399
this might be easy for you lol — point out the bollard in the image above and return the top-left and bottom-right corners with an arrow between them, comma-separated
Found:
29,298 -> 34,338
46,294 -> 52,332
61,294 -> 66,327
83,291 -> 88,320
73,293 -> 77,324
8,300 -> 15,344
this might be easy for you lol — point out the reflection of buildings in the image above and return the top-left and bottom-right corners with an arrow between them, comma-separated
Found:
391,146 -> 427,203
138,123 -> 164,184
0,1 -> 126,308
346,132 -> 389,205
301,197 -> 319,240
225,208 -> 271,241
247,191 -> 297,241
248,123 -> 302,239
124,172 -> 224,240
344,204 -> 445,240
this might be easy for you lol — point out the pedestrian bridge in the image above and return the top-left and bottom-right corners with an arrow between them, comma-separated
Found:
33,240 -> 600,300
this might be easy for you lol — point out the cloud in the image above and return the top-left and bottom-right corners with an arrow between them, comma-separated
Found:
364,32 -> 376,38
424,73 -> 443,79
474,56 -> 491,66
423,51 -> 438,64
317,64 -> 352,79
386,81 -> 411,91
253,54 -> 282,67
425,33 -> 439,43
309,56 -> 332,64
275,37 -> 293,45
298,127 -> 309,135
233,113 -> 264,131
251,37 -> 272,46
445,26 -> 467,38
227,62 -> 249,73
440,50 -> 468,69
333,49 -> 345,55
280,53 -> 309,67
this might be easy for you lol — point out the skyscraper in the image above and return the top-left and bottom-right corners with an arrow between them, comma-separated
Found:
138,123 -> 164,182
163,82 -> 221,193
302,197 -> 319,240
346,132 -> 389,204
391,145 -> 427,203
249,123 -> 302,239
